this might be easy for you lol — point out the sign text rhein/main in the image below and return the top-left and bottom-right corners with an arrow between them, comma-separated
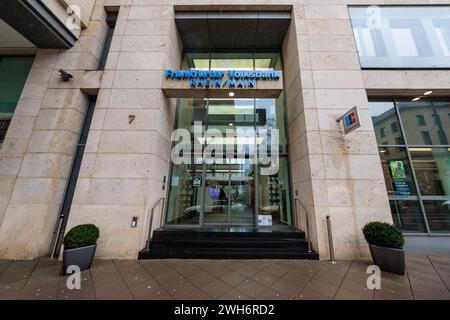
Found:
164,69 -> 281,89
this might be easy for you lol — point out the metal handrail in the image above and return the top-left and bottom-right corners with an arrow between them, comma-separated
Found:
145,197 -> 165,249
326,215 -> 336,264
294,198 -> 312,253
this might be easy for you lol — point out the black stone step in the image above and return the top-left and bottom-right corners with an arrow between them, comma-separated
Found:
139,227 -> 319,260
152,229 -> 306,240
149,239 -> 311,249
139,247 -> 319,260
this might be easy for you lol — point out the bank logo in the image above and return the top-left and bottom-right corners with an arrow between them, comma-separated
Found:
171,121 -> 280,175
165,69 -> 281,89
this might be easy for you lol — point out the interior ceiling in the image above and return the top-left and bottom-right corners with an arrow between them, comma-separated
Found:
175,11 -> 292,49
0,19 -> 35,48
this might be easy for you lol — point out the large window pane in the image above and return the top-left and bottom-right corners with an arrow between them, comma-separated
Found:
379,147 -> 417,196
409,147 -> 450,197
369,100 -> 404,145
397,99 -> 450,145
210,52 -> 253,70
349,6 -> 450,68
166,50 -> 292,228
254,52 -> 282,71
256,97 -> 288,154
390,200 -> 427,232
423,200 -> 450,232
166,163 -> 203,225
258,157 -> 292,226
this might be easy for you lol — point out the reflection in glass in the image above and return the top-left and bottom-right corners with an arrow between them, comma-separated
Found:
203,157 -> 255,225
369,101 -> 403,145
166,51 -> 292,227
349,6 -> 450,68
166,163 -> 203,225
254,52 -> 282,71
256,98 -> 288,154
423,200 -> 450,232
378,147 -> 416,196
397,99 -> 450,145
370,98 -> 450,233
210,52 -> 253,70
409,148 -> 450,197
390,200 -> 427,232
175,99 -> 207,132
258,157 -> 292,226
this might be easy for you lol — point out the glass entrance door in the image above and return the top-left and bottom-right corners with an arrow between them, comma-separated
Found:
203,157 -> 255,225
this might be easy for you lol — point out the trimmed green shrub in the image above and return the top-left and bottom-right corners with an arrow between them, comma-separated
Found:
362,221 -> 404,249
63,224 -> 99,250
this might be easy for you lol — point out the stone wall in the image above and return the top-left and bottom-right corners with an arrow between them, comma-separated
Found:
0,4 -> 107,259
63,1 -> 181,259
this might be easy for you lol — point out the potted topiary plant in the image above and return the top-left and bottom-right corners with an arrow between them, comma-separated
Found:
63,224 -> 99,275
362,221 -> 405,275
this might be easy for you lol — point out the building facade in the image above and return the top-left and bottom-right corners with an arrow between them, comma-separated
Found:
0,0 -> 449,260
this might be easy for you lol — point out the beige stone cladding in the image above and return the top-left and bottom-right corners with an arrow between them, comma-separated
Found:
0,2 -> 100,259
63,0 -> 180,259
2,0 -> 450,260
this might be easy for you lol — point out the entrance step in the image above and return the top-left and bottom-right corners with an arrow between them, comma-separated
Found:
138,227 -> 319,260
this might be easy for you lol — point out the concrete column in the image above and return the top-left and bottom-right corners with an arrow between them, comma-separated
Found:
64,2 -> 181,259
286,1 -> 392,259
0,4 -> 107,259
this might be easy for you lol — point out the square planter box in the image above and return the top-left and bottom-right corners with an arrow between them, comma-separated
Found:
63,244 -> 96,275
369,244 -> 405,275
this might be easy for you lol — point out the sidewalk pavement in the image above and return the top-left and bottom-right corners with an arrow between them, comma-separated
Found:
0,255 -> 449,300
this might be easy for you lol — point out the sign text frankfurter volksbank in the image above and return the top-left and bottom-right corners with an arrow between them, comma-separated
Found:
164,69 -> 281,89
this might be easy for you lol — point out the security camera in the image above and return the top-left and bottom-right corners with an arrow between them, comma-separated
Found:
58,69 -> 73,82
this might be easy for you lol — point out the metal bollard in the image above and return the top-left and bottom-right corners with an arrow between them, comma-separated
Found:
326,215 -> 336,264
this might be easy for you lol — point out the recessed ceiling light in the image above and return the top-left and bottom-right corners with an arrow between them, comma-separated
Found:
412,97 -> 421,101
424,91 -> 433,96
228,92 -> 235,97
229,123 -> 234,126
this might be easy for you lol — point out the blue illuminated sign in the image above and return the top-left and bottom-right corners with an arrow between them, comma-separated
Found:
164,69 -> 281,89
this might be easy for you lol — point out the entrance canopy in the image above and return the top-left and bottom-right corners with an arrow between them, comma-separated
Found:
175,11 -> 291,49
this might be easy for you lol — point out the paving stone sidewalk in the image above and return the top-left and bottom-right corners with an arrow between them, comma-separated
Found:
0,255 -> 449,300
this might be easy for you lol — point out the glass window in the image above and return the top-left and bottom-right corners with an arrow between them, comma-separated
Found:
166,162 -> 204,225
210,52 -> 253,71
0,119 -> 11,147
423,200 -> 450,233
409,148 -> 450,197
369,100 -> 403,145
349,6 -> 450,68
166,51 -> 292,228
421,131 -> 433,144
391,122 -> 399,133
258,157 -> 292,226
416,115 -> 426,126
0,56 -> 34,148
390,200 -> 427,233
370,98 -> 450,234
397,99 -> 450,145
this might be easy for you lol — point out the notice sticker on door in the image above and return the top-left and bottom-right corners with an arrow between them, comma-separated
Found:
258,215 -> 273,226
193,176 -> 202,187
